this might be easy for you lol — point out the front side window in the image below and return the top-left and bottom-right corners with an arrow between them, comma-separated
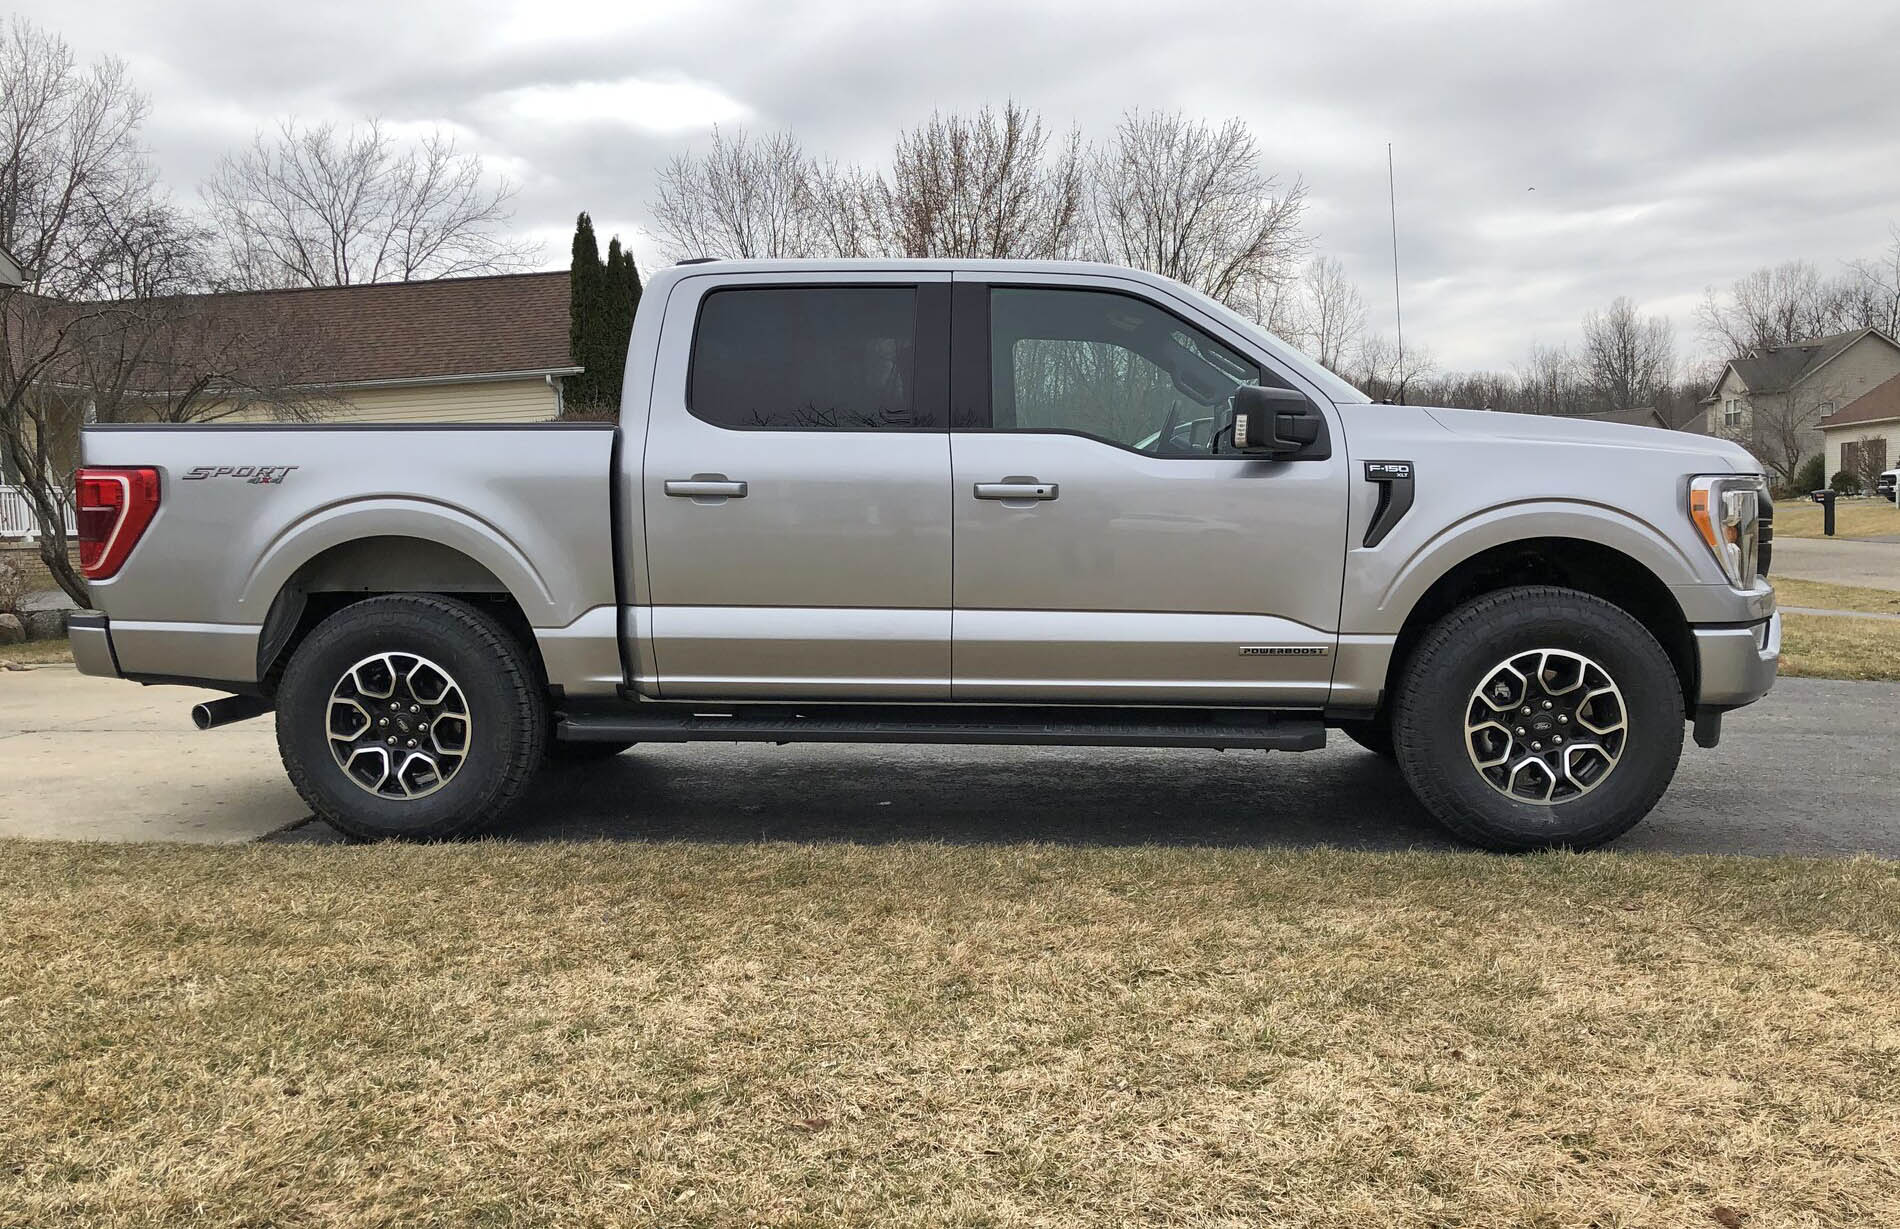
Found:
690,286 -> 924,430
989,287 -> 1264,455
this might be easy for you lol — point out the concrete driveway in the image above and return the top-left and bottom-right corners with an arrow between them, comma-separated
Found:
4,664 -> 1896,855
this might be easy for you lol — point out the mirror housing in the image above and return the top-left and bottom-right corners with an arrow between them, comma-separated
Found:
1229,385 -> 1327,458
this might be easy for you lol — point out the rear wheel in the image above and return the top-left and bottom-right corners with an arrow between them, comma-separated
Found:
276,595 -> 546,841
1390,586 -> 1683,851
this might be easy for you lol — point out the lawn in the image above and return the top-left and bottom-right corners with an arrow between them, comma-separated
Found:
1771,576 -> 1900,615
1770,495 -> 1900,540
2,842 -> 1897,1227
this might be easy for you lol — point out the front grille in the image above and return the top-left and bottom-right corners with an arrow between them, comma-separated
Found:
1758,499 -> 1774,578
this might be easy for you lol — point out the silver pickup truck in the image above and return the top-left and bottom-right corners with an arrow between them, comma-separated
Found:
69,259 -> 1779,849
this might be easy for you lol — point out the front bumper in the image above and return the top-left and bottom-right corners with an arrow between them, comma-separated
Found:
67,611 -> 121,678
1693,612 -> 1780,708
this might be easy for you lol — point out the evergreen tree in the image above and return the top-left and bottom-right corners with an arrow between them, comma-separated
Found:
565,212 -> 643,414
597,237 -> 643,404
567,213 -> 604,407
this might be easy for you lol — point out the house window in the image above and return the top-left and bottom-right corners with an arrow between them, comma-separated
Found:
1722,398 -> 1743,429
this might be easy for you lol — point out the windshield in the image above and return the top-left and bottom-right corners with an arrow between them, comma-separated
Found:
1147,279 -> 1373,406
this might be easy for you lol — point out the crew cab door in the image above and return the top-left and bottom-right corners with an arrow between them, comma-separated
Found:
948,273 -> 1350,704
642,272 -> 952,698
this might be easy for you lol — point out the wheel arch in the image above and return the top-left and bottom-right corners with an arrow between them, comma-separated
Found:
253,533 -> 543,691
1380,536 -> 1697,717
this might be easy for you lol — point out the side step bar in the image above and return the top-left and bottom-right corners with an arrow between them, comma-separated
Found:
557,705 -> 1326,752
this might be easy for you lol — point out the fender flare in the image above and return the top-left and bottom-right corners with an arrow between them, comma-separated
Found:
1370,499 -> 1702,630
237,497 -> 559,626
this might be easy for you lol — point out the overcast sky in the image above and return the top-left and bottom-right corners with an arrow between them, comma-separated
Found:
22,0 -> 1900,369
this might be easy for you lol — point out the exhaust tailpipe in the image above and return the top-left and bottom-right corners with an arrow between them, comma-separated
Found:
191,694 -> 274,731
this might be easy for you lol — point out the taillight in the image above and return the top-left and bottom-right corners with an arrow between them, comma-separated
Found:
75,467 -> 161,580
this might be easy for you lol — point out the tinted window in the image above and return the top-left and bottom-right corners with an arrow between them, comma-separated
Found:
989,288 -> 1263,455
690,287 -> 924,430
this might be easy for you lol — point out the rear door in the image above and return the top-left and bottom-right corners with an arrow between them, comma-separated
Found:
642,272 -> 953,698
948,272 -> 1351,705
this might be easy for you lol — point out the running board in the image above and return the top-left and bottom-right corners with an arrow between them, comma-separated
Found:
557,705 -> 1325,751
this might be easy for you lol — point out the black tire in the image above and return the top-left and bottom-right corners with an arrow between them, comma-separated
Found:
546,739 -> 636,763
1336,718 -> 1396,758
1390,585 -> 1683,852
276,595 -> 547,841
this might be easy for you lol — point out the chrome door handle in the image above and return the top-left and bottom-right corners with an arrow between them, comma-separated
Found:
664,478 -> 748,498
974,480 -> 1058,501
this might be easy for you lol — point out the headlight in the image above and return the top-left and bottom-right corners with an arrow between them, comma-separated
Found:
1688,475 -> 1765,588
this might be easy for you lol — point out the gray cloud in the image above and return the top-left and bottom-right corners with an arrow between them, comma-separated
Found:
20,0 -> 1900,368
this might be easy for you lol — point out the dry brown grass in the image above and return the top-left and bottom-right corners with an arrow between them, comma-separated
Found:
1773,576 -> 1900,615
2,841 -> 1897,1227
0,640 -> 77,668
1778,613 -> 1900,681
1771,497 -> 1900,540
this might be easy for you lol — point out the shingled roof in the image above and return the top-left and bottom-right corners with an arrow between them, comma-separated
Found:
168,271 -> 578,386
1821,372 -> 1900,430
1709,328 -> 1900,400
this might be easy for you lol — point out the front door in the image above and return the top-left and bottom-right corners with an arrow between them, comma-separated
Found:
948,277 -> 1350,705
642,274 -> 953,698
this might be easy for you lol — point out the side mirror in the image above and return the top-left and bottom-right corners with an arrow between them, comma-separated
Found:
1230,385 -> 1325,457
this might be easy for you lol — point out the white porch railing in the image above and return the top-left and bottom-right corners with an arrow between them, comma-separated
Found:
0,485 -> 75,540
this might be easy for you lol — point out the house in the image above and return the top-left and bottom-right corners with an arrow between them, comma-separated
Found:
0,243 -> 28,289
1820,372 -> 1900,486
186,272 -> 579,425
3,271 -> 579,540
1689,328 -> 1900,472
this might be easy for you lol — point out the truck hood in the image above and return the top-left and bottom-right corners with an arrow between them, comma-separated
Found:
1419,406 -> 1761,473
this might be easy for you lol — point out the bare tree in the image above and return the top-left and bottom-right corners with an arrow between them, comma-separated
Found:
1580,296 -> 1674,411
1697,260 -> 1860,357
876,102 -> 1086,259
1090,109 -> 1307,320
1292,256 -> 1365,373
0,19 -> 165,601
203,117 -> 534,288
1845,224 -> 1900,338
1348,332 -> 1436,403
1845,434 -> 1889,491
651,127 -> 824,260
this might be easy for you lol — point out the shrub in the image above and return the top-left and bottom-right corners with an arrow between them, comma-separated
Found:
0,554 -> 26,617
1829,469 -> 1865,496
1792,453 -> 1826,496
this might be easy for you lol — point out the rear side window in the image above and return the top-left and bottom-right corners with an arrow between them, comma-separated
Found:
688,286 -> 925,430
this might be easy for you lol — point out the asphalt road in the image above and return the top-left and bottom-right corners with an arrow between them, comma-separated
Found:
268,675 -> 1900,856
1771,536 -> 1900,587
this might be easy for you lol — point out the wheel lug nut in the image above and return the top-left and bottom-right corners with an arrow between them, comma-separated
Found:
410,705 -> 420,713
1542,700 -> 1552,710
378,718 -> 388,727
1521,706 -> 1531,715
1553,736 -> 1563,745
406,739 -> 417,748
1515,726 -> 1526,735
1558,715 -> 1569,724
386,736 -> 397,745
1531,741 -> 1543,750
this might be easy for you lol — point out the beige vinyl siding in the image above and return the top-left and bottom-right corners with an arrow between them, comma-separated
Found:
217,377 -> 563,425
1823,420 -> 1900,481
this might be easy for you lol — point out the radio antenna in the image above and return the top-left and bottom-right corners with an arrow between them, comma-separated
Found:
1387,142 -> 1406,404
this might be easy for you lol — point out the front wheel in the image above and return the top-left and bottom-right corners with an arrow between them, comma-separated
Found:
276,595 -> 547,841
1390,586 -> 1683,852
